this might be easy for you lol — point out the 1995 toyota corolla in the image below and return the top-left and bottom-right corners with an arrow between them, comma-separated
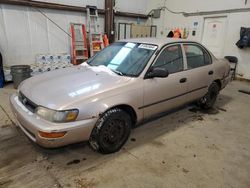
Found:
10,38 -> 230,154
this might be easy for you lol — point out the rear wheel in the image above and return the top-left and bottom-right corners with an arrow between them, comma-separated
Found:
89,108 -> 131,154
198,82 -> 220,109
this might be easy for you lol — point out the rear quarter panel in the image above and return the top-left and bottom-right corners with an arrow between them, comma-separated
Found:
213,57 -> 230,81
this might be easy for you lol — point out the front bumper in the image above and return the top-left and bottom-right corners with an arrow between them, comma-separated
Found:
10,93 -> 97,148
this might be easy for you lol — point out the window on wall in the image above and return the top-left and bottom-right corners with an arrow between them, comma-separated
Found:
118,23 -> 157,40
118,23 -> 132,40
184,44 -> 212,69
153,45 -> 183,74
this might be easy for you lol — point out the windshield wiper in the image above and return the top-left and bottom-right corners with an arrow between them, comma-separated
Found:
111,69 -> 125,76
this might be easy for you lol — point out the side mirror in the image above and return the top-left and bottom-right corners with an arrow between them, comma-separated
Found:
146,67 -> 169,79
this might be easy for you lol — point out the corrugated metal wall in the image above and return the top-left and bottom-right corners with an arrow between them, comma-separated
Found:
0,0 -> 149,66
0,4 -> 103,66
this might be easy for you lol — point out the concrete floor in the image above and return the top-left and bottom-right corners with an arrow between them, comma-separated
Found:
0,81 -> 250,188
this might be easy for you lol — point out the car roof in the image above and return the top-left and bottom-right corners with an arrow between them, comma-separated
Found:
119,38 -> 198,48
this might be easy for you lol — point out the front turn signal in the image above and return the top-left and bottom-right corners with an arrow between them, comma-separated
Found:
38,131 -> 67,138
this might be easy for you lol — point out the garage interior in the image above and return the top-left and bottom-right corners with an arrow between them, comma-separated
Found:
0,0 -> 250,188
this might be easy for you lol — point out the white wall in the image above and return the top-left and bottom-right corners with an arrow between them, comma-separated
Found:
0,0 -> 148,66
115,0 -> 149,14
148,0 -> 250,79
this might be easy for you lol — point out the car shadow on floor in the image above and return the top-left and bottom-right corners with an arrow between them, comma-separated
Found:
0,94 -> 233,177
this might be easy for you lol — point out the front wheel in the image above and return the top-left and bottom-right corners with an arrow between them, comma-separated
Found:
89,108 -> 131,154
198,82 -> 220,109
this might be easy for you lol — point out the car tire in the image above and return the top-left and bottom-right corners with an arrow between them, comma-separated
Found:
89,108 -> 131,154
198,82 -> 220,109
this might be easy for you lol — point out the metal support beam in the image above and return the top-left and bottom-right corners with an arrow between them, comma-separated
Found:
0,0 -> 104,14
105,0 -> 115,43
115,11 -> 148,19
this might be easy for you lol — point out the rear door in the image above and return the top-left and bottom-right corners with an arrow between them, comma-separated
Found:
142,44 -> 188,118
183,43 -> 214,102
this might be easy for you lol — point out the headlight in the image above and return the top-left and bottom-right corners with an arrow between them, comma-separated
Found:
35,106 -> 79,123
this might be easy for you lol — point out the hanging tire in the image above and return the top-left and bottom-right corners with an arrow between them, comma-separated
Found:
89,108 -> 132,154
198,82 -> 220,109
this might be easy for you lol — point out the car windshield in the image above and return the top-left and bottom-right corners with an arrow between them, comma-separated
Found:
87,42 -> 157,77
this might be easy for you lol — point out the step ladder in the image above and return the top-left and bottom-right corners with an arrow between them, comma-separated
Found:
70,23 -> 88,65
86,6 -> 104,57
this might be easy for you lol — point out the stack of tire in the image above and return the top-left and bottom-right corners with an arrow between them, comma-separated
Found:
0,52 -> 4,88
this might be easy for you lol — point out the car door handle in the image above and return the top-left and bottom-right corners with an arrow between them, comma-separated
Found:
208,70 -> 214,75
179,78 -> 187,83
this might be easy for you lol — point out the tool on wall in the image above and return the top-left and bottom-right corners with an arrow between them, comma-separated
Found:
86,5 -> 104,57
70,23 -> 88,65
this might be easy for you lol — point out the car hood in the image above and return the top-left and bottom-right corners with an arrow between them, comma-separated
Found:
20,65 -> 131,110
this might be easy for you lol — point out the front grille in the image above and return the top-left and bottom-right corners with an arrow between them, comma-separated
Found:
18,92 -> 38,113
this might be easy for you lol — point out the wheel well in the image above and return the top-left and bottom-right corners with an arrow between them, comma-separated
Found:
110,105 -> 137,125
214,79 -> 221,90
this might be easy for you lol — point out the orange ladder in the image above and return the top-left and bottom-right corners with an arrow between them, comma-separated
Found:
70,23 -> 88,65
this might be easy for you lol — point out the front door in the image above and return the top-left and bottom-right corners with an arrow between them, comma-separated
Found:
142,44 -> 188,119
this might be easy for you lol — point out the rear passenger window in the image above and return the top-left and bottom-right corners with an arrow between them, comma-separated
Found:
184,44 -> 211,69
153,45 -> 183,74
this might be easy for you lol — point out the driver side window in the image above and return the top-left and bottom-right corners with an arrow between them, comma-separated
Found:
153,45 -> 183,74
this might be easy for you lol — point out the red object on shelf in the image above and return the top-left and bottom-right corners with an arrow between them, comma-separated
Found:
103,34 -> 109,47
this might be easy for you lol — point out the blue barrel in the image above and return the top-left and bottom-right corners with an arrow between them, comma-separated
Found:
0,70 -> 4,88
0,52 -> 3,88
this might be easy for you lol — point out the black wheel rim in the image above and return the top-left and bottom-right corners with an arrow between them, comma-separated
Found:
100,119 -> 126,149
